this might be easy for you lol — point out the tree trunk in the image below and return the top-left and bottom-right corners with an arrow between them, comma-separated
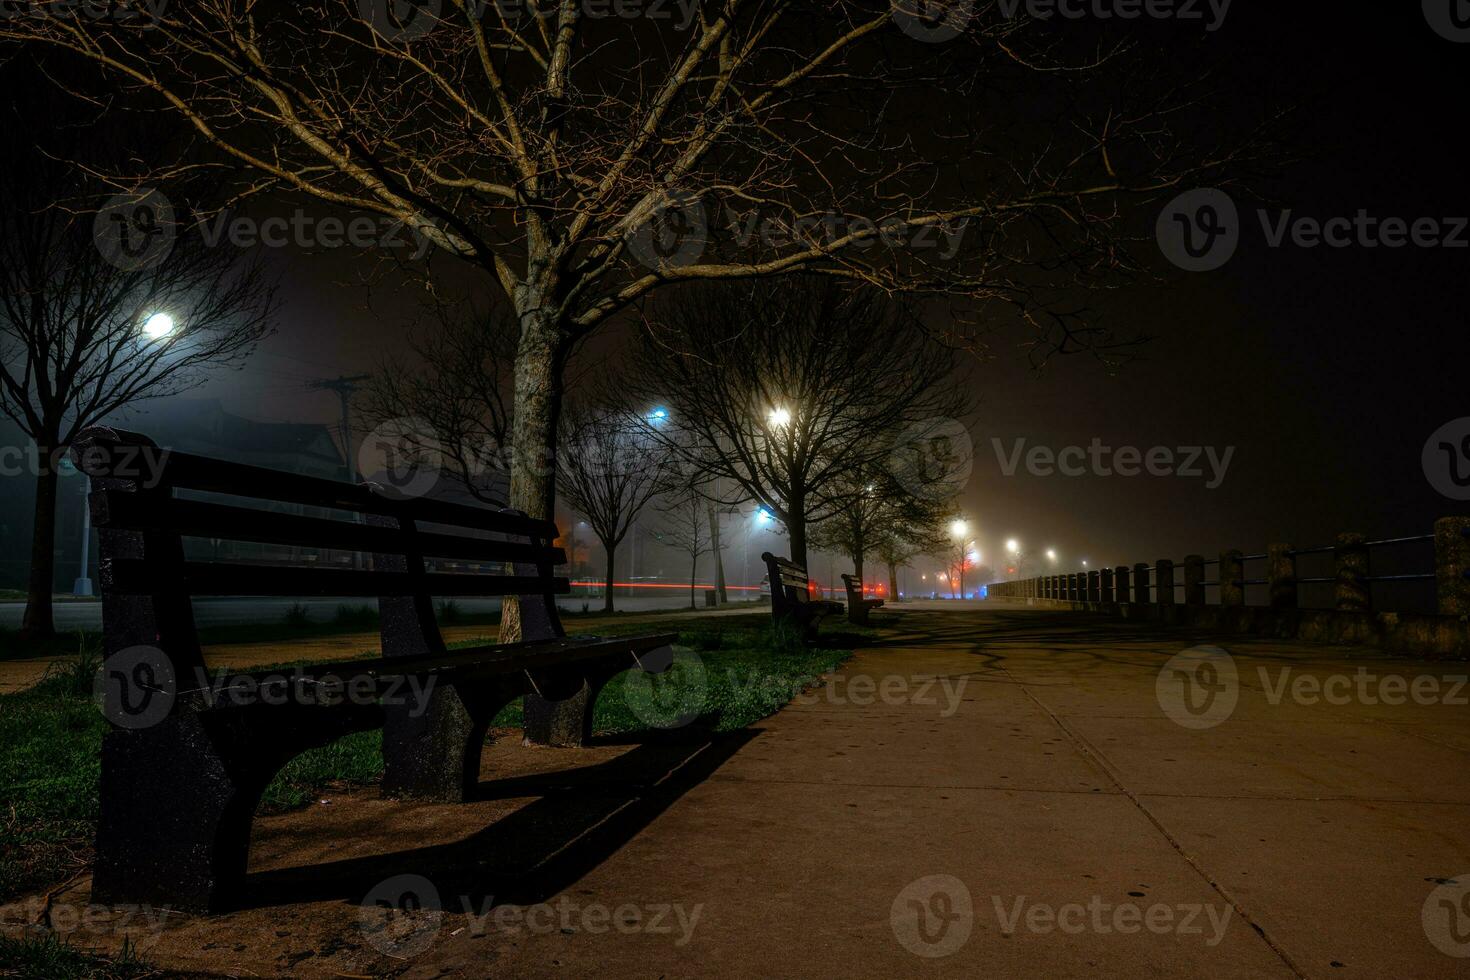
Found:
853,556 -> 865,590
888,562 -> 899,603
689,554 -> 698,610
501,301 -> 570,641
602,541 -> 616,614
21,446 -> 59,639
786,491 -> 807,572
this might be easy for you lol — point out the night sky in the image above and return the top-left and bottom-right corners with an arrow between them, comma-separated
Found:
112,2 -> 1470,579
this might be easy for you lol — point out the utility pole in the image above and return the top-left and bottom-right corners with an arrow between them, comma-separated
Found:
308,374 -> 370,567
308,374 -> 371,484
708,503 -> 727,604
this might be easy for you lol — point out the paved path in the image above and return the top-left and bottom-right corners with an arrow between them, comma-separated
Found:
23,604 -> 1470,977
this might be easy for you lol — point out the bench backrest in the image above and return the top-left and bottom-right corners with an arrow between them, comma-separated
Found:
761,552 -> 820,612
840,574 -> 867,601
72,426 -> 567,675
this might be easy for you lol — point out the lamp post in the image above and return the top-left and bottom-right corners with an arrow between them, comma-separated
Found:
1006,538 -> 1023,580
72,470 -> 92,596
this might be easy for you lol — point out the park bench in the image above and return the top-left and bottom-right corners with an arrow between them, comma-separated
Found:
73,425 -> 675,913
760,552 -> 843,639
840,574 -> 885,625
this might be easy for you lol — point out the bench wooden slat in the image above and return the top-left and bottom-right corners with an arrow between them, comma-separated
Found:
101,560 -> 569,598
79,446 -> 559,539
92,491 -> 565,566
187,632 -> 682,706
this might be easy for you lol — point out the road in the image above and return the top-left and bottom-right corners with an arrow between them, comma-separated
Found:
0,594 -> 756,632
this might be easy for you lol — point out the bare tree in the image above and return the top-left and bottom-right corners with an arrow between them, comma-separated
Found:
811,469 -> 954,593
807,479 -> 889,589
361,302 -> 518,504
556,400 -> 671,612
631,276 -> 968,568
0,76 -> 275,639
6,3 -> 1266,637
872,496 -> 951,601
652,484 -> 713,610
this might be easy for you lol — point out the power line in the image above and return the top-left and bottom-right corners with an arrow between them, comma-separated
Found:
306,375 -> 371,482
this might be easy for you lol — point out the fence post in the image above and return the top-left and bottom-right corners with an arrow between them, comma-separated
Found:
1435,517 -> 1470,616
1156,559 -> 1175,607
1183,555 -> 1205,606
1334,532 -> 1370,613
1133,563 -> 1151,604
1087,570 -> 1100,603
1218,550 -> 1244,606
1115,565 -> 1131,603
1267,543 -> 1297,610
1101,567 -> 1114,603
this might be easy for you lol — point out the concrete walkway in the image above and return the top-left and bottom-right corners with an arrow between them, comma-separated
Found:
407,604 -> 1470,978
21,604 -> 1470,977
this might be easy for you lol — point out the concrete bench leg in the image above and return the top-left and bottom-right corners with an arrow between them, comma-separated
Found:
524,660 -> 626,747
93,705 -> 371,912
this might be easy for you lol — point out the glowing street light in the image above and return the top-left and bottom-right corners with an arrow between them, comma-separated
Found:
142,312 -> 175,339
768,406 -> 791,428
647,407 -> 669,423
1006,539 -> 1020,555
1046,549 -> 1057,563
950,518 -> 968,539
755,507 -> 774,525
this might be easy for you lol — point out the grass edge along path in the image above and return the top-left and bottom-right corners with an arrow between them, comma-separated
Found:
1,614 -> 865,917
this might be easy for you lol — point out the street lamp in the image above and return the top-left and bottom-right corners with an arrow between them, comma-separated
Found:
768,406 -> 791,428
142,312 -> 175,339
1046,548 -> 1057,563
1005,539 -> 1024,580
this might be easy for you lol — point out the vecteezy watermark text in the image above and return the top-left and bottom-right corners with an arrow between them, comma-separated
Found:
358,873 -> 703,958
889,874 -> 1234,958
1157,645 -> 1470,730
1159,188 -> 1470,272
889,0 -> 1233,43
93,646 -> 440,730
991,438 -> 1235,489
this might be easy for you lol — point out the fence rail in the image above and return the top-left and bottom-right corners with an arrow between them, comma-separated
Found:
986,517 -> 1470,618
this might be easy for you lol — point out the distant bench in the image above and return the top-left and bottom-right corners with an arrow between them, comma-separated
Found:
841,574 -> 884,625
761,552 -> 843,639
75,426 -> 674,912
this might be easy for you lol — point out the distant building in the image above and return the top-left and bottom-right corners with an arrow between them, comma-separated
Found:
2,399 -> 349,591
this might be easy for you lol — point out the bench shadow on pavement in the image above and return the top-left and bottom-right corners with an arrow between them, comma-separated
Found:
238,726 -> 756,912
